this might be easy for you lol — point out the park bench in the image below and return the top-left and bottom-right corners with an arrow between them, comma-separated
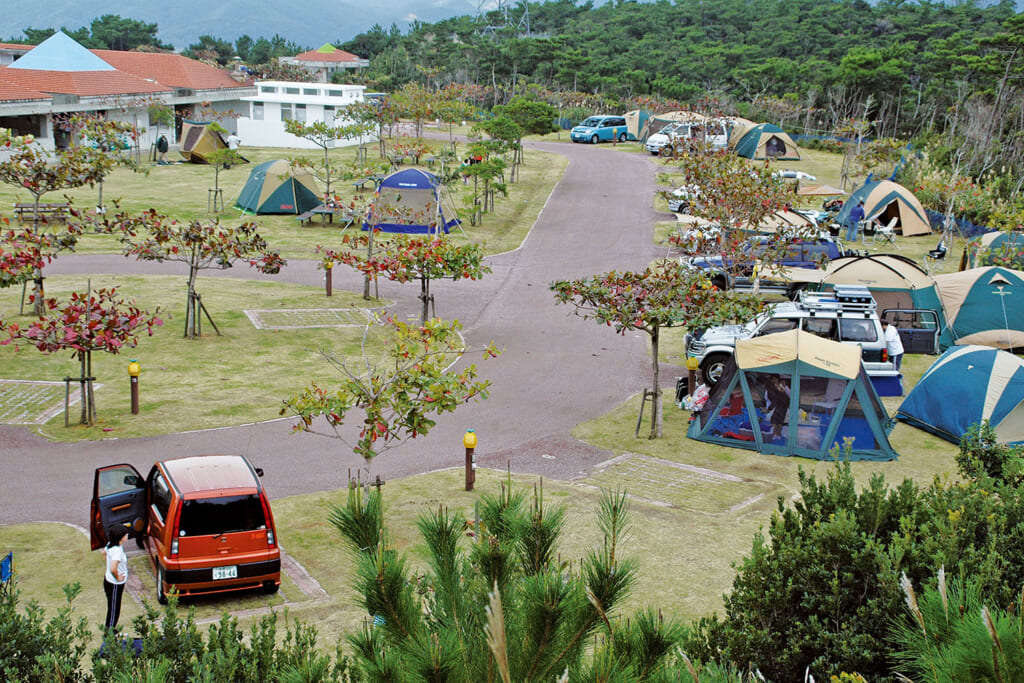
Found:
297,204 -> 360,227
13,202 -> 69,224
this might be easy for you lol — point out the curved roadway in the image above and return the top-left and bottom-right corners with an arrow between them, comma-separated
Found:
0,140 -> 668,527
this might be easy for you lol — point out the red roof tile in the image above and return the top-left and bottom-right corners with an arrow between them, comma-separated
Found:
292,46 -> 364,63
0,43 -> 33,52
0,76 -> 49,101
0,66 -> 170,98
93,50 -> 245,90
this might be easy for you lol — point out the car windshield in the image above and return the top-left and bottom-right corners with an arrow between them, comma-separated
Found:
179,494 -> 266,536
579,117 -> 601,127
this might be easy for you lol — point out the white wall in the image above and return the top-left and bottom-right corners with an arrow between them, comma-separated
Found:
236,84 -> 377,149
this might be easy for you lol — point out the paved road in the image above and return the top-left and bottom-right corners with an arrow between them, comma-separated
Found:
0,140 -> 670,527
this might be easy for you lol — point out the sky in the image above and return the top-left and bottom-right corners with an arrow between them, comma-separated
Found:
0,0 -> 498,52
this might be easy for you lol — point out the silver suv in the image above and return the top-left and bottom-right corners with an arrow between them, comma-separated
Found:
686,285 -> 899,388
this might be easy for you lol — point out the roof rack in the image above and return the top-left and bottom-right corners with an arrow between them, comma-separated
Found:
799,284 -> 877,316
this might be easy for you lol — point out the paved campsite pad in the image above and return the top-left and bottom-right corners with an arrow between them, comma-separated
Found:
245,308 -> 372,329
585,453 -> 771,513
0,379 -> 88,424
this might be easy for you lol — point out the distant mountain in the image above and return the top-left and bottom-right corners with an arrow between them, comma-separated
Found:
0,0 -> 481,52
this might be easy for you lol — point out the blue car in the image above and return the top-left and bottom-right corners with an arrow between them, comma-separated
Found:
570,115 -> 628,144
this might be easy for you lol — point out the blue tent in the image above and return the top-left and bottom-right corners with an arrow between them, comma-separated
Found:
933,267 -> 1024,350
364,168 -> 459,234
733,123 -> 801,160
896,346 -> 1024,445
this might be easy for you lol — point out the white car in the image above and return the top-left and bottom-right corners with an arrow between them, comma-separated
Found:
667,184 -> 702,213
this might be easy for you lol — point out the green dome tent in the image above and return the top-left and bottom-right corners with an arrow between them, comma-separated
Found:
236,160 -> 321,215
835,180 -> 931,236
687,329 -> 896,461
733,123 -> 801,161
961,230 -> 1024,270
933,266 -> 1024,350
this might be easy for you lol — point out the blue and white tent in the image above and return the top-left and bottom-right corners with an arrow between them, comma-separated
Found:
364,168 -> 460,234
896,345 -> 1024,445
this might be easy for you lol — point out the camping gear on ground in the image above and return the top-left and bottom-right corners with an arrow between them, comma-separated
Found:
896,345 -> 1024,445
834,180 -> 930,237
235,159 -> 321,215
179,120 -> 247,164
687,329 -> 897,460
960,230 -> 1024,271
364,168 -> 460,234
732,123 -> 801,161
933,266 -> 1024,351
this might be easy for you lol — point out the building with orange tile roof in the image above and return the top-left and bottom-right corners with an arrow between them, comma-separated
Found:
0,32 -> 254,151
279,43 -> 368,83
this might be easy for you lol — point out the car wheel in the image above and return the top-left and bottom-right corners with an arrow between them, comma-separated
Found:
134,533 -> 145,550
156,565 -> 167,605
591,134 -> 599,144
262,580 -> 280,595
700,353 -> 730,387
618,132 -> 627,142
710,274 -> 728,291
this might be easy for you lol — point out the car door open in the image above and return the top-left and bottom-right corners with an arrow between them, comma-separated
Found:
90,464 -> 146,550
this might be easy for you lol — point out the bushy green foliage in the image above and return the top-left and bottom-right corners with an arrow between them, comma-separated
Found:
334,478 -> 687,681
0,582 -> 91,682
680,456 -> 1024,681
891,570 -> 1024,682
956,420 -> 1024,486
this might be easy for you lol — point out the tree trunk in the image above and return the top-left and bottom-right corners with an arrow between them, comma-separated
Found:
363,230 -> 375,300
185,262 -> 200,338
650,326 -> 662,439
420,276 -> 431,321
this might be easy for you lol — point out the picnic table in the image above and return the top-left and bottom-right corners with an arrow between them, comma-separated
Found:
297,204 -> 361,227
13,202 -> 69,224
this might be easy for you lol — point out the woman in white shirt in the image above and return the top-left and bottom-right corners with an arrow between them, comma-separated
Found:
103,525 -> 129,633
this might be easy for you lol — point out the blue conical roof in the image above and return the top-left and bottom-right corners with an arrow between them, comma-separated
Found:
10,31 -> 115,72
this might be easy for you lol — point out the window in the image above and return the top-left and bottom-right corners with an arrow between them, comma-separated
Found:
252,102 -> 264,120
303,88 -> 319,96
323,105 -> 335,122
758,318 -> 799,336
149,473 -> 172,523
259,85 -> 277,94
327,89 -> 343,98
179,495 -> 266,536
295,104 -> 306,123
839,319 -> 877,343
281,104 -> 293,121
803,318 -> 838,340
285,87 -> 300,95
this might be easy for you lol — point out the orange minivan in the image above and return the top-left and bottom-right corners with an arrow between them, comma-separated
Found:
91,454 -> 281,603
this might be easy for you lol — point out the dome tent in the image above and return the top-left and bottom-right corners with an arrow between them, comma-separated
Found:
933,266 -> 1024,350
364,168 -> 460,234
179,120 -> 247,165
835,180 -> 930,236
235,160 -> 321,215
817,254 -> 944,316
896,345 -> 1024,445
687,329 -> 896,461
733,123 -> 801,161
961,230 -> 1024,270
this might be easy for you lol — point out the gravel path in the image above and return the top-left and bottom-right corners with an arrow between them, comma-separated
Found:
0,140 -> 675,527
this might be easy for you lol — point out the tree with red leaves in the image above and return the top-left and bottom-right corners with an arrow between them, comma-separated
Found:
281,315 -> 500,464
105,209 -> 285,338
551,261 -> 764,439
0,286 -> 162,425
324,234 -> 490,321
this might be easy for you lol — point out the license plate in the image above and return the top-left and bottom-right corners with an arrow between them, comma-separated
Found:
212,565 -> 237,580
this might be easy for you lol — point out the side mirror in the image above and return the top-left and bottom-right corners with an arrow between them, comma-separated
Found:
255,467 -> 264,478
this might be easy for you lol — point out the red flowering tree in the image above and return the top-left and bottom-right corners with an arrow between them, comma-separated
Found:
551,261 -> 764,439
281,316 -> 500,464
324,234 -> 490,321
0,129 -> 111,315
105,210 -> 285,338
0,287 -> 162,425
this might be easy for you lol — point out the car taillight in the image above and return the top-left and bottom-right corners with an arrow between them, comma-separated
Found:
170,515 -> 180,558
259,495 -> 277,548
882,349 -> 889,362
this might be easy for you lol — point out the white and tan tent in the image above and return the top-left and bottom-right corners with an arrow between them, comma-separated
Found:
835,180 -> 931,236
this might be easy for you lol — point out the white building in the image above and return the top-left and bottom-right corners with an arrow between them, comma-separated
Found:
236,81 -> 376,149
279,44 -> 369,83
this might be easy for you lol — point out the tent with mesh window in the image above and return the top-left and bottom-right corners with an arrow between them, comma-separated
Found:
733,123 -> 801,161
363,168 -> 460,234
687,329 -> 897,460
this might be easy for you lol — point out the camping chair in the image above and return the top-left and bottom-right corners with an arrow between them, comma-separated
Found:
925,241 -> 948,273
864,217 -> 898,249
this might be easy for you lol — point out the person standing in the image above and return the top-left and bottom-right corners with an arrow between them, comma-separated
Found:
882,320 -> 905,371
103,525 -> 129,633
155,135 -> 169,164
226,132 -> 241,151
846,201 -> 865,242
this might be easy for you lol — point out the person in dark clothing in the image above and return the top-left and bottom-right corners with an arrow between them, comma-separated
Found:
156,135 -> 169,164
846,201 -> 865,241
